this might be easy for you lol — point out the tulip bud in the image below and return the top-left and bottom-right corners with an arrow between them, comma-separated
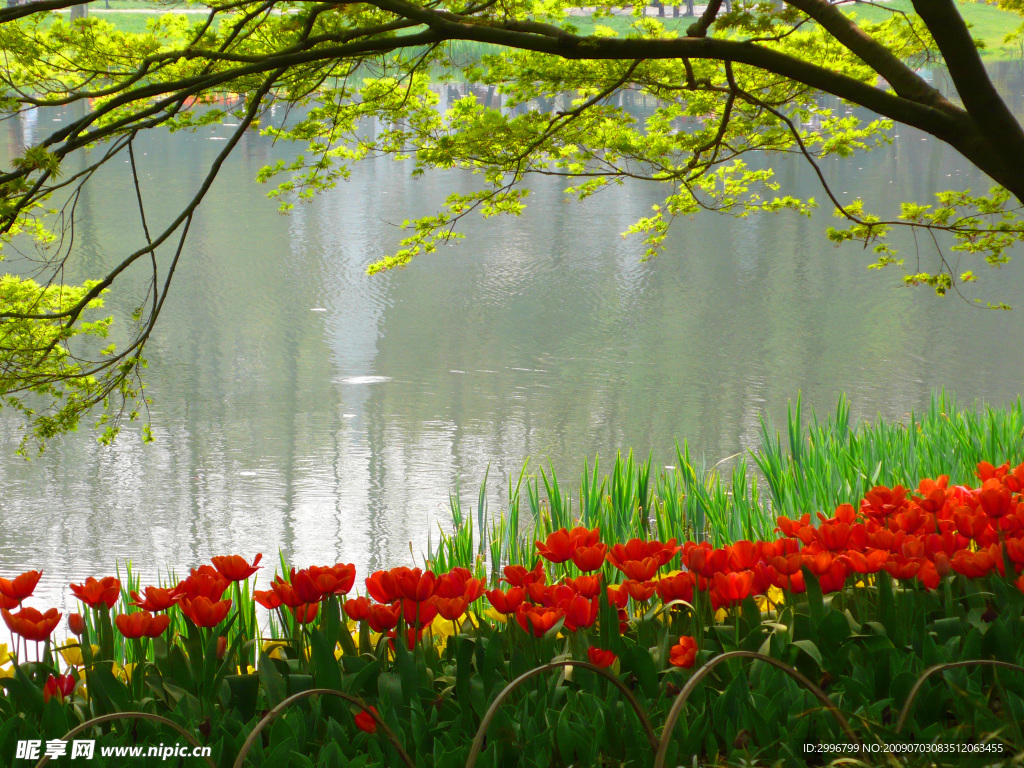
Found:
934,553 -> 951,578
216,636 -> 227,659
68,612 -> 85,637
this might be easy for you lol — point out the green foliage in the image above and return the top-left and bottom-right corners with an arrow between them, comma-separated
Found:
3,555 -> 1023,766
2,0 -> 1024,447
432,389 -> 1024,567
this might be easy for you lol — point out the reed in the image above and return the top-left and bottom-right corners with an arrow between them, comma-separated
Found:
429,389 -> 1024,573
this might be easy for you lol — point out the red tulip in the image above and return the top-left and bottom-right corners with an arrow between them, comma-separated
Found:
68,612 -> 85,637
525,581 -> 551,605
0,570 -> 41,604
655,571 -> 695,604
436,569 -> 470,599
711,571 -> 753,607
1005,538 -> 1024,566
951,549 -> 996,579
535,529 -> 578,564
290,569 -> 325,604
355,706 -> 378,734
561,595 -> 598,631
683,545 -> 728,578
343,596 -> 371,621
435,596 -> 469,621
607,538 -> 679,571
401,597 -> 438,628
303,564 -> 357,597
365,570 -> 400,603
816,523 -> 852,551
840,549 -> 887,574
43,674 -> 76,704
270,577 -> 304,608
606,583 -> 629,609
115,610 -> 171,639
803,551 -> 835,577
769,553 -> 803,576
954,510 -> 992,542
669,636 -> 698,669
2,606 -> 61,641
485,587 -> 525,615
726,540 -> 760,571
564,575 -> 602,599
979,479 -> 1014,518
211,554 -> 262,582
768,566 -> 806,593
395,568 -> 437,603
365,602 -> 400,633
587,646 -> 616,669
515,604 -> 563,637
569,526 -> 600,548
623,579 -> 656,602
572,544 -> 608,572
70,576 -> 121,610
817,560 -> 850,594
289,603 -> 320,625
760,538 -> 799,559
463,577 -> 486,602
776,514 -> 811,538
501,562 -> 546,588
619,557 -> 660,582
254,589 -> 283,610
175,571 -> 228,603
179,596 -> 232,628
915,561 -> 940,590
130,586 -> 180,612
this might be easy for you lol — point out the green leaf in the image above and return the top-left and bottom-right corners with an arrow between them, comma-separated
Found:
789,639 -> 823,669
223,673 -> 260,722
259,651 -> 288,707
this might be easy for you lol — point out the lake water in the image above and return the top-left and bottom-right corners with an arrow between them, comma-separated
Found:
3,63 -> 1024,611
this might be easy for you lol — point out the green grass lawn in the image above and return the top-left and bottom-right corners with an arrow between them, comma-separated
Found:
47,1 -> 1024,60
838,0 -> 1024,59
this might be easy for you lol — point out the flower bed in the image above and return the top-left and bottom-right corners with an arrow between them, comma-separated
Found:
2,462 -> 1024,767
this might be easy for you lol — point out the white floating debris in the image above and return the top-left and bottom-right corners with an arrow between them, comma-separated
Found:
338,375 -> 391,384
239,471 -> 258,478
310,307 -> 327,312
209,137 -> 227,140
449,370 -> 466,374
342,413 -> 356,419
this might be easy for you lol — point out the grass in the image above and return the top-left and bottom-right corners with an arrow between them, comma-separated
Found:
429,389 -> 1024,576
839,0 -> 1024,59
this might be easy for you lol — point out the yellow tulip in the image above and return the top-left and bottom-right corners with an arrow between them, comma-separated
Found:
0,643 -> 9,666
261,640 -> 288,660
0,666 -> 14,679
484,608 -> 507,625
59,642 -> 100,667
113,663 -> 136,684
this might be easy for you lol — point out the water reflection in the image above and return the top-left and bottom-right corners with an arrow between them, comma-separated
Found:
2,64 -> 1024,611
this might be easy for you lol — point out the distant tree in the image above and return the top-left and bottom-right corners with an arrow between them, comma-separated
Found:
1,0 -> 1023,449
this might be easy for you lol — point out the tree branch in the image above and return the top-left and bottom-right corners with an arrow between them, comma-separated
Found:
909,0 -> 1024,173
